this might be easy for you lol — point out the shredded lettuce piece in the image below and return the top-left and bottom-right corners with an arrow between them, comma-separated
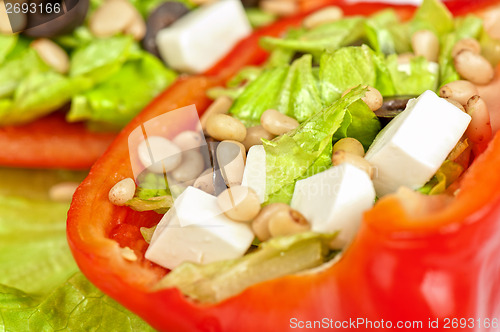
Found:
264,87 -> 371,204
365,9 -> 411,55
67,51 -> 176,127
409,0 -> 454,37
387,55 -> 439,95
155,232 -> 337,303
276,54 -> 322,122
261,17 -> 365,57
0,34 -> 17,64
418,160 -> 464,195
229,66 -> 289,126
319,45 -> 394,104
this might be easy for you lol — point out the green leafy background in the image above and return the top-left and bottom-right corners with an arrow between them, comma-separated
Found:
0,168 -> 155,331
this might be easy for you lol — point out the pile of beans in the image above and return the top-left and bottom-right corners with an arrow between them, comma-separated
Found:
439,80 -> 492,144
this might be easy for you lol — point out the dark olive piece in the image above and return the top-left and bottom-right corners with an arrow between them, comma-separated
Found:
142,2 -> 189,57
206,138 -> 229,196
240,0 -> 261,8
374,95 -> 416,127
23,0 -> 89,38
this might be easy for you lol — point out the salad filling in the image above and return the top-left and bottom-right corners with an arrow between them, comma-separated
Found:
102,0 -> 500,304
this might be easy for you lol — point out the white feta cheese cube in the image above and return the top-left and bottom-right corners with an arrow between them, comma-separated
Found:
156,0 -> 251,73
290,163 -> 375,247
241,145 -> 266,203
145,186 -> 254,269
365,90 -> 471,196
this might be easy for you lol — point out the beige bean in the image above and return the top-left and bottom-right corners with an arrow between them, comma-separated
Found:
89,0 -> 137,37
261,109 -> 299,136
454,50 -> 494,85
193,168 -> 215,195
465,95 -> 492,144
138,136 -> 182,173
439,80 -> 478,106
303,6 -> 343,29
171,150 -> 205,183
251,203 -> 286,241
445,98 -> 465,112
109,178 -> 136,206
217,140 -> 246,187
451,38 -> 481,58
173,130 -> 204,151
411,30 -> 439,62
200,96 -> 233,132
206,114 -> 247,142
260,0 -> 298,16
332,150 -> 374,178
31,38 -> 70,74
242,125 -> 275,151
333,138 -> 365,157
268,205 -> 310,237
343,85 -> 383,111
483,7 -> 500,40
49,182 -> 80,202
217,186 -> 261,222
124,11 -> 147,41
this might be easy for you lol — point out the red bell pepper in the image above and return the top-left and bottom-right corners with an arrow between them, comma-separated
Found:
67,1 -> 500,331
0,112 -> 116,170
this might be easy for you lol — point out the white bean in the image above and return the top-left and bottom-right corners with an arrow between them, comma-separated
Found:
138,136 -> 182,174
465,95 -> 492,144
206,114 -> 247,142
411,30 -> 439,62
109,178 -> 136,206
454,50 -> 494,85
260,109 -> 299,136
31,38 -> 70,74
217,186 -> 261,222
216,140 -> 246,187
439,80 -> 478,105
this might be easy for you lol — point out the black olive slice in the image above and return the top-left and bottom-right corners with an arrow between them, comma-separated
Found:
375,95 -> 417,127
23,0 -> 89,38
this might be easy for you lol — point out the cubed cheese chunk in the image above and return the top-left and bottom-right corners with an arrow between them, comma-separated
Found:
241,145 -> 266,203
290,163 -> 375,247
365,90 -> 471,196
156,0 -> 251,73
145,186 -> 254,269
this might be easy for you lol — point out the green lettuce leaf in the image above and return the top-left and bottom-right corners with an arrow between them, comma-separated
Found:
70,36 -> 135,84
229,66 -> 289,126
0,34 -> 17,64
264,87 -> 367,204
260,17 -> 365,57
0,168 -> 153,331
0,49 -> 47,99
418,160 -> 463,195
67,51 -> 176,127
387,55 -> 439,95
319,45 -> 394,104
276,54 -> 322,122
410,0 -> 454,37
0,273 -> 155,332
364,9 -> 411,55
155,231 -> 337,303
0,72 -> 91,125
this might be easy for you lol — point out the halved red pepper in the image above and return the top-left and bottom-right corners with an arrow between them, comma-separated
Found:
67,1 -> 500,331
0,112 -> 116,170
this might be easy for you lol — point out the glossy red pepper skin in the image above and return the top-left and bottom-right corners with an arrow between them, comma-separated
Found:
0,112 -> 116,170
67,1 -> 500,331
